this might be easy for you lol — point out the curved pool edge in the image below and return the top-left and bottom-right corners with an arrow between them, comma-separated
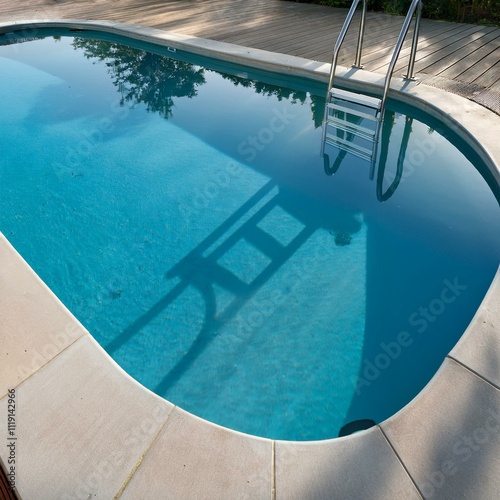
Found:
2,19 -> 499,184
0,20 -> 499,499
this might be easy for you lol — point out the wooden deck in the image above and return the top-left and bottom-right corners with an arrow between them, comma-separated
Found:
0,0 -> 499,107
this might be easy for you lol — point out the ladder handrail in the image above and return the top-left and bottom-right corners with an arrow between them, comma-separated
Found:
323,0 -> 367,145
380,0 -> 422,116
322,0 -> 422,172
326,0 -> 367,98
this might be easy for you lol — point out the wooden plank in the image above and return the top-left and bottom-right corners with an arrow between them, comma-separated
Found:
262,30 -> 357,58
488,67 -> 500,91
373,25 -> 495,76
439,34 -> 500,79
358,17 -> 461,56
214,18 -> 342,49
419,29 -> 500,76
213,7 -> 350,44
262,15 -> 409,64
459,46 -> 500,84
179,7 -> 345,48
154,1 -> 282,35
363,22 -> 473,70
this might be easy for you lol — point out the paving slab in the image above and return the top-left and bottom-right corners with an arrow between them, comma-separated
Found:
275,426 -> 422,500
119,407 -> 272,499
381,358 -> 500,499
449,266 -> 500,390
0,234 -> 86,398
0,334 -> 173,499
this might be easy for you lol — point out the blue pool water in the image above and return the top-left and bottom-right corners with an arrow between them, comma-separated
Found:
1,31 -> 499,440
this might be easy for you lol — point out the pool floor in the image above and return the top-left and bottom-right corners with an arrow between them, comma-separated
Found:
0,32 -> 499,440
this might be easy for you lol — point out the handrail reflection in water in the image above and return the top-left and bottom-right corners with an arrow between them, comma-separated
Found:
323,110 -> 414,203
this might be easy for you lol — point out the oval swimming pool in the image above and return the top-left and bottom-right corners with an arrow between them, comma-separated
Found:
1,29 -> 499,440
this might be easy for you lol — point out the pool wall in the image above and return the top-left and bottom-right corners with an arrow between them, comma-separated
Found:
0,20 -> 499,499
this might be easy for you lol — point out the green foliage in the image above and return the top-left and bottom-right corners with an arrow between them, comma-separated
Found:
286,0 -> 500,24
291,0 -> 384,9
383,0 -> 500,23
421,0 -> 500,24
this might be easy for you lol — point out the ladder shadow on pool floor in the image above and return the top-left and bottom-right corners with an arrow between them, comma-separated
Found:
105,178 -> 363,395
105,107 -> 426,399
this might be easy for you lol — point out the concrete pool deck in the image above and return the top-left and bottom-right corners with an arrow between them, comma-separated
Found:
0,14 -> 500,500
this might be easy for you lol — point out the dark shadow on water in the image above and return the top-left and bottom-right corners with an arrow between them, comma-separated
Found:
321,105 -> 500,433
155,276 -> 218,396
106,179 -> 362,396
104,181 -> 278,355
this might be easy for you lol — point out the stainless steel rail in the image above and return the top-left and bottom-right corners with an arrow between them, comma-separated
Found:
322,0 -> 422,163
380,0 -> 423,116
322,0 -> 367,145
325,0 -> 367,100
324,0 -> 422,116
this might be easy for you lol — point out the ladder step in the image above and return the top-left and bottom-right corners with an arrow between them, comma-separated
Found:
327,102 -> 379,121
330,88 -> 381,110
326,117 -> 376,140
325,133 -> 375,160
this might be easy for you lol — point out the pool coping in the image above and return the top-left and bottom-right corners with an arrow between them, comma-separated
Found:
0,20 -> 499,499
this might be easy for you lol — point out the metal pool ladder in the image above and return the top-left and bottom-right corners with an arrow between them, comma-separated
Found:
322,0 -> 423,172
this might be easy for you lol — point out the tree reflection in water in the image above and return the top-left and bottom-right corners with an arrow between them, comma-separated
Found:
219,73 -> 325,128
72,38 -> 324,126
72,38 -> 206,118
